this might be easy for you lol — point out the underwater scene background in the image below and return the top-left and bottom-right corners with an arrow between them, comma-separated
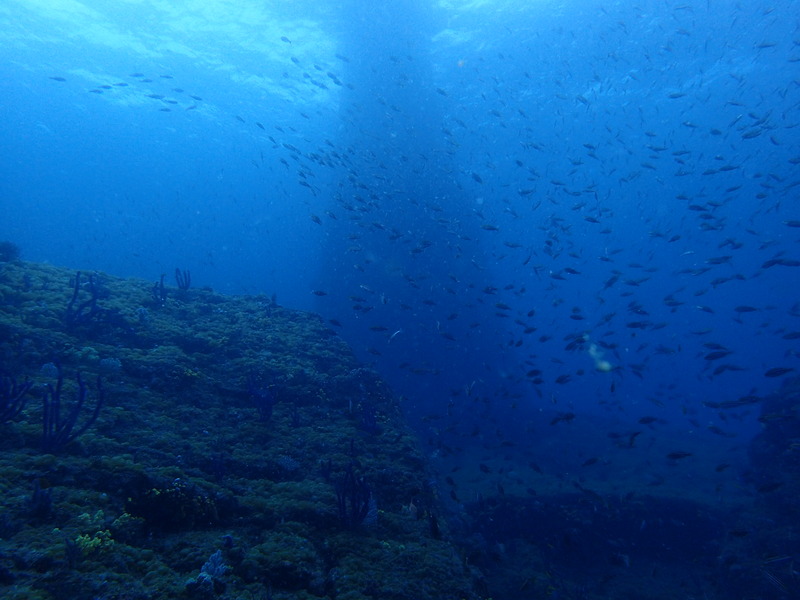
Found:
1,1 -> 798,599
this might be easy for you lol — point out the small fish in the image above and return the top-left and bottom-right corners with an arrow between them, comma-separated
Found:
666,451 -> 692,460
763,258 -> 800,268
311,290 -> 327,296
712,364 -> 746,375
705,350 -> 732,361
550,411 -> 575,424
49,76 -> 66,82
728,529 -> 749,537
765,367 -> 794,377
627,431 -> 642,447
757,482 -> 783,493
708,426 -> 735,438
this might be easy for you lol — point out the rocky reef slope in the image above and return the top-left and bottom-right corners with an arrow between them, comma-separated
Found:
0,260 -> 480,600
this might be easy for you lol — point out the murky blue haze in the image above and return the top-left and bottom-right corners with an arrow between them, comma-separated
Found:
1,0 -> 798,580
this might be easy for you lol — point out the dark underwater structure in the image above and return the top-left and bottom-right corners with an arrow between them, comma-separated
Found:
1,258 -> 797,600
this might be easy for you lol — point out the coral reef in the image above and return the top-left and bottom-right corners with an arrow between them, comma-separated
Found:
0,261 -> 480,600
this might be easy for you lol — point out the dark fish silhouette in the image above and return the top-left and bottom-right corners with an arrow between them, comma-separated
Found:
666,451 -> 692,460
764,367 -> 794,377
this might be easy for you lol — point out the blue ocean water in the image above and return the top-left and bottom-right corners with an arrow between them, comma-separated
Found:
1,0 -> 798,574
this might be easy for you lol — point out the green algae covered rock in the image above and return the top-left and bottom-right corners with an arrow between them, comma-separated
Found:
0,261 -> 481,600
